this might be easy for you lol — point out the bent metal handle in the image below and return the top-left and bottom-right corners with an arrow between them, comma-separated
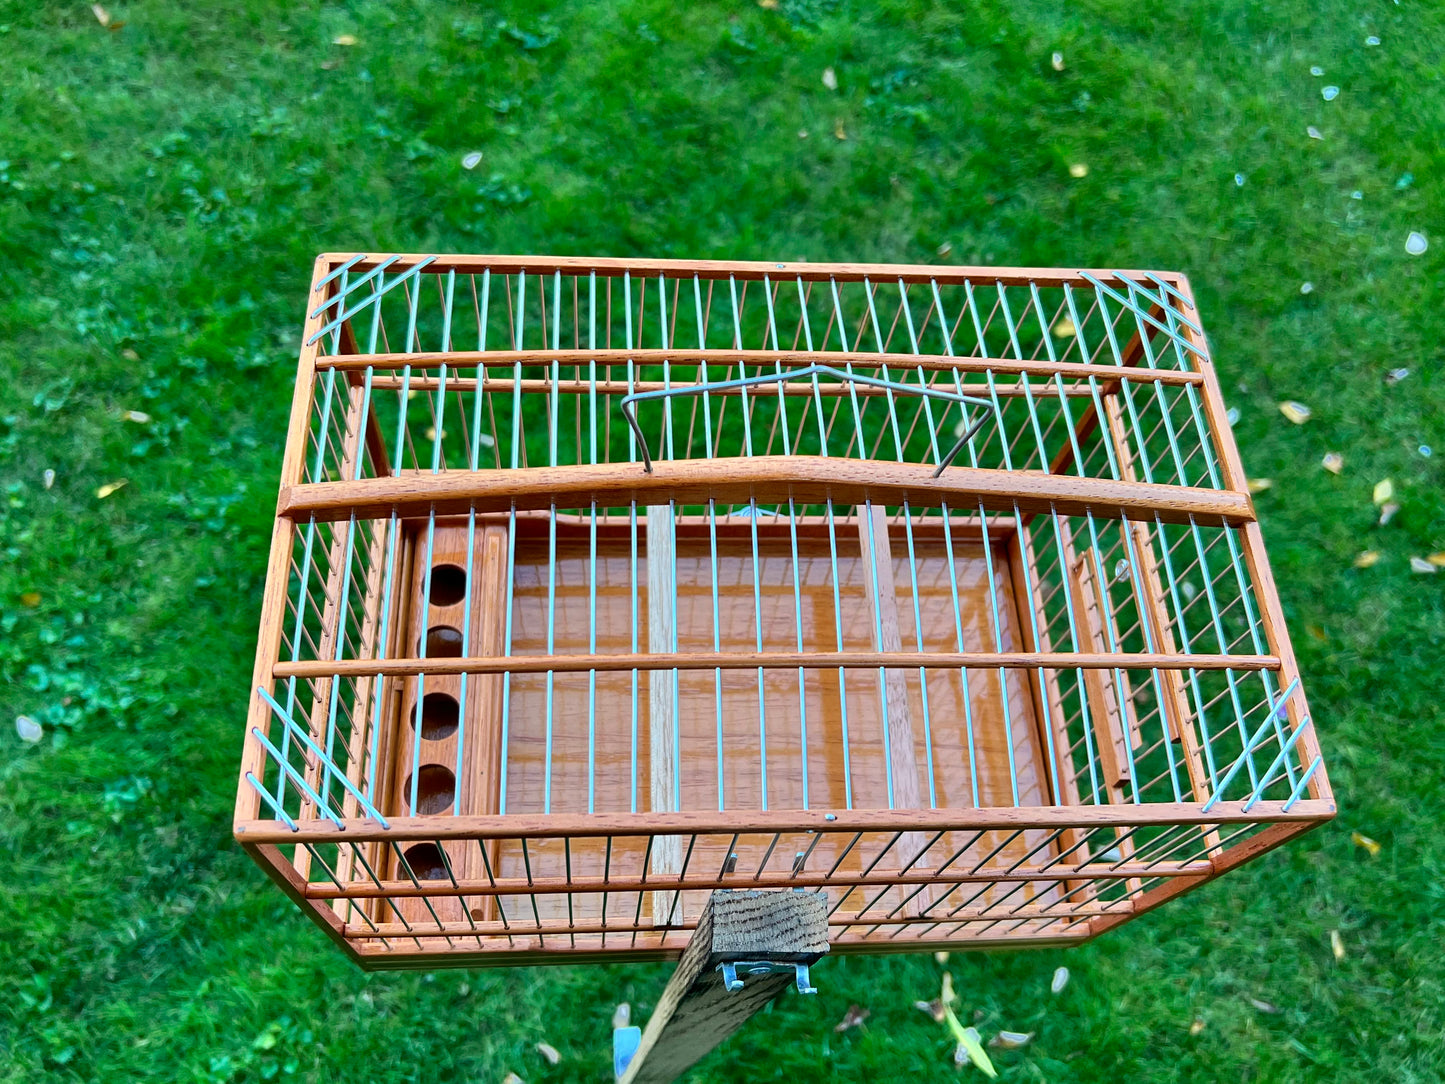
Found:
618,363 -> 995,475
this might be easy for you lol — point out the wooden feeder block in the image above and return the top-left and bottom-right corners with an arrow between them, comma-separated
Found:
234,254 -> 1334,969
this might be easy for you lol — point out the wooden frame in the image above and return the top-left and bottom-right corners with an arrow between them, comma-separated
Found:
235,254 -> 1334,969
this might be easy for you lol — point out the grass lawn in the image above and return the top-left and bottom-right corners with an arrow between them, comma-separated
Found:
2,1 -> 1442,1080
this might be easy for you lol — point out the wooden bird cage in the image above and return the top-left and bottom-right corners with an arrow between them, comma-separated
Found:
234,253 -> 1335,969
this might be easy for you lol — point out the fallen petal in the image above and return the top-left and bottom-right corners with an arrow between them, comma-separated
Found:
96,480 -> 128,499
1385,367 -> 1409,385
1352,550 -> 1380,569
1234,173 -> 1246,187
1365,35 -> 1380,46
1322,85 -> 1339,101
1351,831 -> 1381,856
916,998 -> 946,1023
612,1003 -> 631,1029
1279,400 -> 1311,424
1052,317 -> 1076,338
43,469 -> 56,489
1410,556 -> 1437,574
1405,231 -> 1428,256
462,151 -> 483,170
20,591 -> 40,607
1330,929 -> 1346,960
535,1042 -> 559,1066
1051,966 -> 1070,994
1069,162 -> 1088,178
1309,65 -> 1324,76
821,67 -> 838,91
1428,553 -> 1445,567
941,971 -> 956,1005
934,951 -> 949,964
1226,406 -> 1241,426
1189,1018 -> 1206,1036
1113,558 -> 1130,582
91,4 -> 111,27
1051,51 -> 1065,71
1372,478 -> 1394,505
333,33 -> 358,46
989,1030 -> 1034,1049
833,119 -> 847,140
123,409 -> 152,424
1300,281 -> 1315,294
16,715 -> 43,743
1247,478 -> 1273,494
1321,452 -> 1343,474
502,1074 -> 525,1084
1306,126 -> 1323,140
1249,997 -> 1279,1014
936,242 -> 953,258
1378,502 -> 1399,526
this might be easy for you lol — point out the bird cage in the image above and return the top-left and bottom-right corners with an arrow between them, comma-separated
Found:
234,253 -> 1335,969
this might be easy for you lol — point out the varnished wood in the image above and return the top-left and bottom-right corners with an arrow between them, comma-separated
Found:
278,457 -> 1256,528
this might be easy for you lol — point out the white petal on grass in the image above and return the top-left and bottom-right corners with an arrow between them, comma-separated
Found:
1330,930 -> 1346,959
1234,172 -> 1246,186
612,1003 -> 631,1029
1419,444 -> 1432,457
1300,281 -> 1314,294
43,469 -> 56,489
1378,502 -> 1399,526
16,715 -> 43,743
1321,452 -> 1343,474
1365,35 -> 1381,46
1309,65 -> 1324,76
1410,556 -> 1437,574
1051,966 -> 1070,994
1051,51 -> 1065,71
990,1031 -> 1034,1050
1306,126 -> 1323,140
1386,367 -> 1410,385
821,67 -> 838,90
1372,478 -> 1394,505
462,151 -> 483,170
535,1042 -> 560,1066
1322,85 -> 1339,101
1226,406 -> 1241,426
1405,231 -> 1428,256
1279,400 -> 1312,424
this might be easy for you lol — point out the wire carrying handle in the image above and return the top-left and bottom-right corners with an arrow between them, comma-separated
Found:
619,364 -> 996,475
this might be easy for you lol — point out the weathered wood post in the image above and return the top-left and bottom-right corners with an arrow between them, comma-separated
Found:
614,890 -> 829,1083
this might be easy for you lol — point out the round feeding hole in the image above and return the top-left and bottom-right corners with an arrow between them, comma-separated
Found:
418,691 -> 460,741
429,564 -> 467,608
422,625 -> 464,658
403,764 -> 456,815
402,842 -> 448,881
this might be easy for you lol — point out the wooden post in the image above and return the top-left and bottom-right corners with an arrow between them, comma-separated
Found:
616,890 -> 828,1084
648,504 -> 681,924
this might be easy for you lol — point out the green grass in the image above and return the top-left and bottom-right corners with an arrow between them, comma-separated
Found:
1,1 -> 1442,1080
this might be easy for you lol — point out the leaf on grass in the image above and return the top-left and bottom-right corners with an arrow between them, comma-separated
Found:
1330,930 -> 1345,960
833,1004 -> 869,1032
1351,831 -> 1380,857
612,1002 -> 630,1029
1372,478 -> 1393,505
1409,556 -> 1436,574
944,1007 -> 997,1078
1279,401 -> 1311,424
1248,997 -> 1279,1014
535,1042 -> 560,1066
821,67 -> 838,91
1051,966 -> 1070,994
1428,553 -> 1445,567
1352,550 -> 1380,569
96,479 -> 128,499
1247,478 -> 1273,494
333,34 -> 358,46
1189,1018 -> 1206,1036
758,0 -> 780,7
1321,452 -> 1343,474
20,591 -> 40,607
989,1030 -> 1033,1049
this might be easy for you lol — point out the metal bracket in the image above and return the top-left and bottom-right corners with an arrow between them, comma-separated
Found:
716,960 -> 818,995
